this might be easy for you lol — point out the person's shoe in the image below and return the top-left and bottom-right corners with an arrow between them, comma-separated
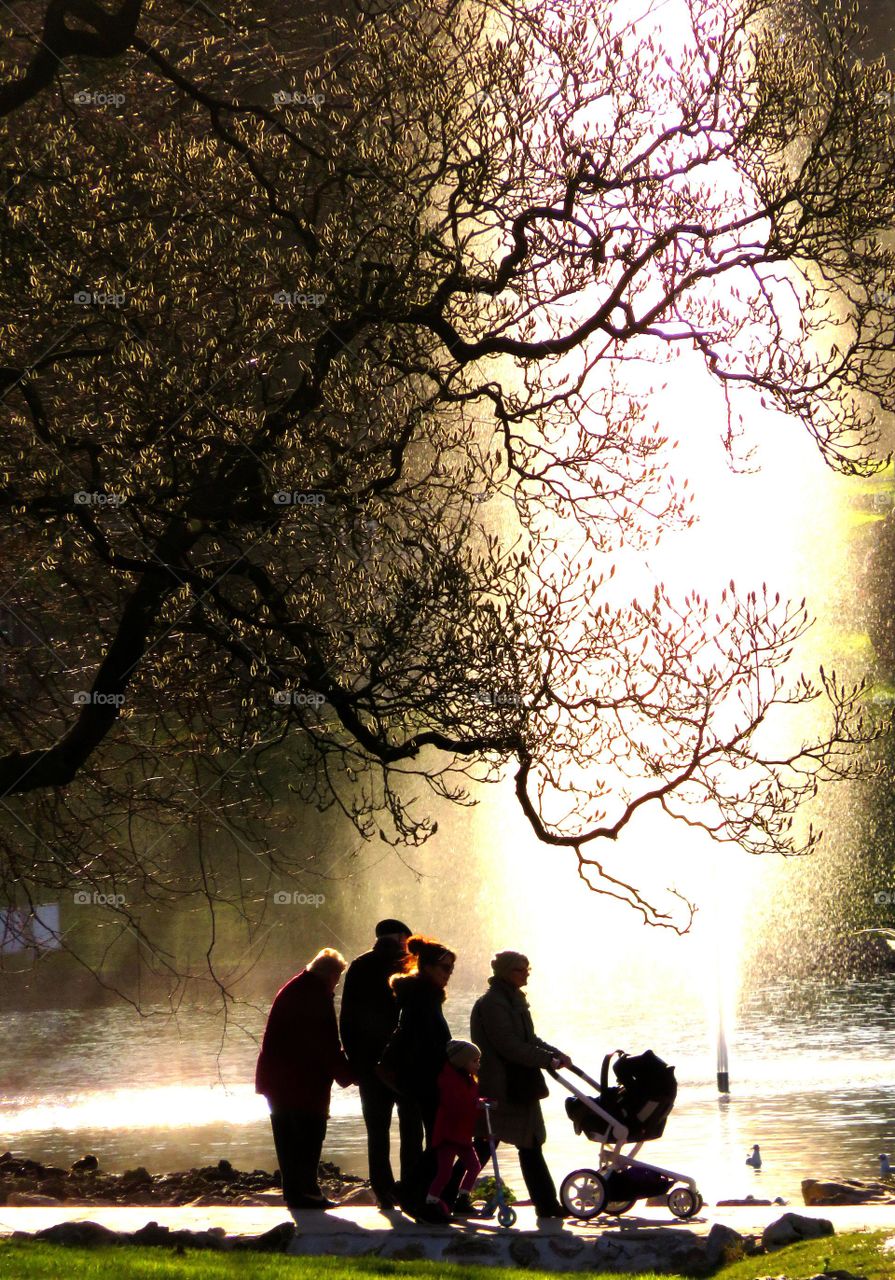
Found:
376,1195 -> 397,1211
452,1192 -> 476,1216
290,1193 -> 338,1210
536,1202 -> 570,1219
416,1200 -> 451,1224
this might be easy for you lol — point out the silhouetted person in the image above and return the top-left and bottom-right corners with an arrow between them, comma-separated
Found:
255,948 -> 355,1211
340,918 -> 423,1209
379,934 -> 456,1221
471,950 -> 571,1219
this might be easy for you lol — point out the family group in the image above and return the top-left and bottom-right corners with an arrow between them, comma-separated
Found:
254,918 -> 573,1222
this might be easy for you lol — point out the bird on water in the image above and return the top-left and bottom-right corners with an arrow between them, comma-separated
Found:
746,1145 -> 762,1169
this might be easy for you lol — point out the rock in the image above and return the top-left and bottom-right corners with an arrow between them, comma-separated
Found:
762,1212 -> 834,1249
120,1167 -> 152,1188
548,1235 -> 585,1258
509,1237 -> 540,1267
131,1221 -> 170,1246
805,1272 -> 866,1280
39,1178 -> 67,1201
36,1221 -> 121,1247
443,1237 -> 501,1259
7,1192 -> 63,1206
231,1222 -> 295,1253
387,1243 -> 427,1261
337,1186 -> 378,1206
705,1222 -> 746,1266
802,1178 -> 891,1206
717,1197 -> 773,1206
71,1155 -> 99,1174
217,1159 -> 233,1176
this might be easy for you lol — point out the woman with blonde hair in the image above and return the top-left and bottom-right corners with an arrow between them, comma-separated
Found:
256,947 -> 355,1211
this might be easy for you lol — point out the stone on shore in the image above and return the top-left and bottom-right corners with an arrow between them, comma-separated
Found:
6,1192 -> 63,1207
802,1178 -> 895,1206
705,1222 -> 746,1265
35,1220 -> 122,1247
762,1211 -> 834,1249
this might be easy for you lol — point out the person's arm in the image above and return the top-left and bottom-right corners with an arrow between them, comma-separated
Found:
478,998 -> 554,1069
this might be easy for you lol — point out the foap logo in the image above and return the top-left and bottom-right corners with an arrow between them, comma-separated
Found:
73,691 -> 125,707
873,286 -> 895,309
273,890 -> 326,907
873,891 -> 895,905
73,289 -> 126,307
74,491 -> 126,507
272,89 -> 325,108
272,290 -> 326,309
473,688 -> 526,707
273,491 -> 326,507
73,89 -> 126,107
272,689 -> 326,708
74,890 -> 126,906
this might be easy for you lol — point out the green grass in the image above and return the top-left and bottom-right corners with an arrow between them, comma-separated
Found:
1,1231 -> 894,1279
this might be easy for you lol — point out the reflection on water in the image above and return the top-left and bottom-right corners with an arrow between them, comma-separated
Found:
3,976 -> 894,1203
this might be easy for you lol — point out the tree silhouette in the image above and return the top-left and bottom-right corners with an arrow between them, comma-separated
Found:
0,0 -> 892,947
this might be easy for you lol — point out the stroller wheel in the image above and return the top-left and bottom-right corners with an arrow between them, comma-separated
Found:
560,1169 -> 607,1219
604,1199 -> 636,1216
667,1186 -> 701,1220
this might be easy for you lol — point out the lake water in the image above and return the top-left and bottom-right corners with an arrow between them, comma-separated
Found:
2,975 -> 894,1205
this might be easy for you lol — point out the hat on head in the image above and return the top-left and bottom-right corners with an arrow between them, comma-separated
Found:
376,918 -> 412,937
491,950 -> 529,980
447,1039 -> 480,1062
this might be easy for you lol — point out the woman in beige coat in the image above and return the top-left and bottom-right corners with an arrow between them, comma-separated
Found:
470,951 -> 571,1218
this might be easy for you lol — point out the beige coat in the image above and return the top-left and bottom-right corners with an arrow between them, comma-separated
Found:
470,978 -> 558,1148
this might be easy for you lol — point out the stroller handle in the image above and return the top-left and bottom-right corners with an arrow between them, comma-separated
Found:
547,1061 -> 604,1092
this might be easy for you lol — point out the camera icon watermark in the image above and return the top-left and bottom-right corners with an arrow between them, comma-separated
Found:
272,89 -> 325,108
73,289 -> 126,307
272,689 -> 326,708
74,890 -> 126,906
73,90 -> 126,107
272,890 -> 326,907
273,491 -> 326,507
272,290 -> 326,308
74,491 -> 126,507
73,691 -> 125,707
873,891 -> 894,905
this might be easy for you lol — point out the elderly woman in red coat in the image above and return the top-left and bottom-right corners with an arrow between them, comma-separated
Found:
255,948 -> 355,1211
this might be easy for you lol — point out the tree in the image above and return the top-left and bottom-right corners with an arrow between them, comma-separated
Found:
0,0 -> 892,957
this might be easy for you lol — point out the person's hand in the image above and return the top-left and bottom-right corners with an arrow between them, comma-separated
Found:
552,1052 -> 572,1070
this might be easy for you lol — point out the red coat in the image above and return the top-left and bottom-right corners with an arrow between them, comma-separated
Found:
432,1061 -> 479,1147
255,969 -> 354,1113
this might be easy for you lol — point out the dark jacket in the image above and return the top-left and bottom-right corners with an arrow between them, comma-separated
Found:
339,937 -> 405,1072
470,977 -> 558,1147
379,973 -> 451,1106
255,968 -> 354,1113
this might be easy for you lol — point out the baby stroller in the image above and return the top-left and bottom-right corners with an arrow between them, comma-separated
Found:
551,1049 -> 703,1221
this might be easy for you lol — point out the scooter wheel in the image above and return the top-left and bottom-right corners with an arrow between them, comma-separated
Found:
560,1169 -> 607,1219
667,1186 -> 701,1220
498,1205 -> 517,1228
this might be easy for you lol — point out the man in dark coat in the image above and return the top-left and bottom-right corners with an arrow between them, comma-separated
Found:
340,918 -> 423,1210
256,948 -> 355,1211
